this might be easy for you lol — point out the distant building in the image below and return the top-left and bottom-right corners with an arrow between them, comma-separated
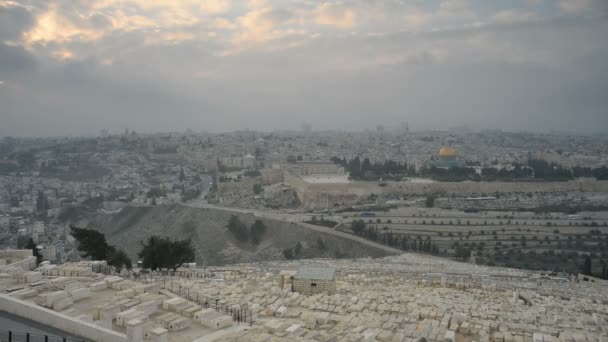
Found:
293,266 -> 336,295
220,154 -> 256,170
33,221 -> 45,234
288,161 -> 345,176
40,245 -> 57,263
431,147 -> 465,169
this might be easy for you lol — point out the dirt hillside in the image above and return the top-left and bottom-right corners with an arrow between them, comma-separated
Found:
79,204 -> 390,265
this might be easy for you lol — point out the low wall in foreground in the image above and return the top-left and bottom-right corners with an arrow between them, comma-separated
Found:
0,294 -> 127,342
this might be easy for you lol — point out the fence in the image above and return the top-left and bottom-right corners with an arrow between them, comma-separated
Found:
101,271 -> 255,326
0,330 -> 86,342
168,280 -> 254,326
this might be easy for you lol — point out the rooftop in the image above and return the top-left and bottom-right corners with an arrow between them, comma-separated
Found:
294,266 -> 336,281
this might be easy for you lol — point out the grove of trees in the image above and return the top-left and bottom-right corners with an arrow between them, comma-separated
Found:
138,236 -> 195,271
226,215 -> 268,245
331,156 -> 608,182
70,226 -> 132,270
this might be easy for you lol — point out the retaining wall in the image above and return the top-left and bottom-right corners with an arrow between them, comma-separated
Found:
284,173 -> 608,209
0,294 -> 127,342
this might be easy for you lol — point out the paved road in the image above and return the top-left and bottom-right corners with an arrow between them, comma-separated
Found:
181,202 -> 403,255
0,311 -> 86,341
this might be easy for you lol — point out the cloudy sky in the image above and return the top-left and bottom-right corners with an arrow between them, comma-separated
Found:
0,0 -> 607,136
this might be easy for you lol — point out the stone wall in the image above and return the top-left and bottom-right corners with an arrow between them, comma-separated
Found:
293,279 -> 336,296
283,174 -> 608,209
0,250 -> 37,272
0,250 -> 34,262
218,169 -> 284,194
0,294 -> 127,342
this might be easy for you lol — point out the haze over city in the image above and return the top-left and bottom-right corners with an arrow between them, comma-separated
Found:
1,0 -> 608,136
2,2 -> 608,341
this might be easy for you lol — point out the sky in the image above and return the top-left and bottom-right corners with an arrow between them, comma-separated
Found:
0,0 -> 607,136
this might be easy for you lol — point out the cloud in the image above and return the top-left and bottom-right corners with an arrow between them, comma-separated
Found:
1,0 -> 607,135
315,2 -> 357,29
0,2 -> 34,41
0,43 -> 36,72
247,0 -> 267,10
24,4 -> 104,44
227,6 -> 303,53
234,8 -> 278,43
492,10 -> 538,24
559,0 -> 594,13
200,0 -> 230,14
51,49 -> 74,60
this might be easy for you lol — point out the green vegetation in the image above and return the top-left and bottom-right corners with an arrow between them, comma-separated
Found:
346,215 -> 608,277
283,242 -> 304,260
25,238 -> 42,265
227,215 -> 249,242
331,157 -> 412,181
250,220 -> 267,245
108,249 -> 132,271
70,225 -> 132,270
455,246 -> 471,260
332,155 -> 608,182
138,236 -> 195,271
226,215 -> 268,244
582,255 -> 592,276
306,218 -> 338,228
316,237 -> 327,250
351,220 -> 366,235
425,195 -> 436,208
71,225 -> 112,260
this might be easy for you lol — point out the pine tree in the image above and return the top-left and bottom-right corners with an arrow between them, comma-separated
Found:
582,255 -> 592,276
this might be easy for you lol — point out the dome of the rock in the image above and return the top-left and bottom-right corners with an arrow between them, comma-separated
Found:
439,147 -> 456,157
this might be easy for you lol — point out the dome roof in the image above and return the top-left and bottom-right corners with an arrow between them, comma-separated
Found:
439,146 -> 456,157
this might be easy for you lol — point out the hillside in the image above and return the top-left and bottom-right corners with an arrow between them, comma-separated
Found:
73,204 -> 391,265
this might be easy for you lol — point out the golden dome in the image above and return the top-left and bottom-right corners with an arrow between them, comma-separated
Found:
439,146 -> 456,157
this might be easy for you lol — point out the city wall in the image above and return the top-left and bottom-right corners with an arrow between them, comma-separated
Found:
283,173 -> 608,209
218,168 -> 284,194
0,294 -> 128,342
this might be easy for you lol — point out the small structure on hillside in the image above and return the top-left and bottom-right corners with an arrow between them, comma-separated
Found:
278,270 -> 297,291
293,266 -> 336,295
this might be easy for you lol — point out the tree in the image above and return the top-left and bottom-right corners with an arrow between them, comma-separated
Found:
36,191 -> 49,212
250,220 -> 267,244
351,220 -> 366,235
25,238 -> 42,265
317,237 -> 326,250
70,225 -> 111,260
227,215 -> 249,242
138,236 -> 195,271
107,247 -> 132,271
179,167 -> 186,182
17,235 -> 30,249
582,255 -> 592,276
253,184 -> 263,195
71,226 -> 131,269
294,242 -> 303,256
455,246 -> 471,260
425,195 -> 436,208
283,248 -> 294,260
